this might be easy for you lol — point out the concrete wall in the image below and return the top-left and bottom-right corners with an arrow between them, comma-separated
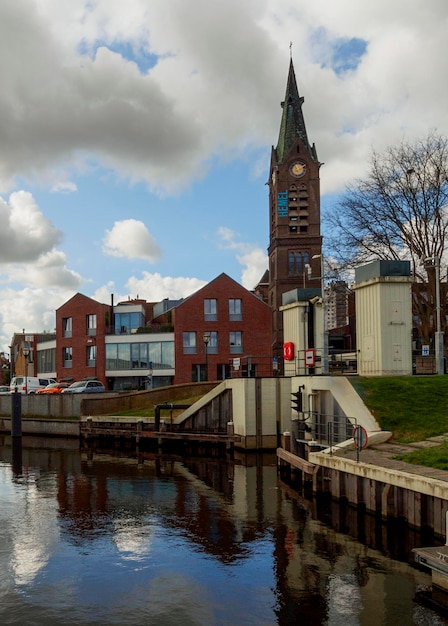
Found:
0,383 -> 219,419
0,417 -> 80,437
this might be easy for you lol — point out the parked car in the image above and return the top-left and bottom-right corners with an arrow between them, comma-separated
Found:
0,385 -> 10,394
62,380 -> 105,394
10,376 -> 57,394
36,382 -> 70,394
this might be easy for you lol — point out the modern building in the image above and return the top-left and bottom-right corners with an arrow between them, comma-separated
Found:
262,59 -> 323,360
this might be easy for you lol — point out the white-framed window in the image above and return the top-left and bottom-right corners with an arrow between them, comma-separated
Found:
63,317 -> 72,338
87,314 -> 97,336
63,347 -> 72,367
204,299 -> 217,321
229,299 -> 242,321
229,331 -> 243,354
183,331 -> 197,354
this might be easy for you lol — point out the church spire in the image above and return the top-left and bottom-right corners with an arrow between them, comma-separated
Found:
275,59 -> 318,164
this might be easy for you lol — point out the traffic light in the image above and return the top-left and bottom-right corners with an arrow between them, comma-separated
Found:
291,390 -> 303,413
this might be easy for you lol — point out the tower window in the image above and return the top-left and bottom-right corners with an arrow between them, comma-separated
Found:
288,251 -> 309,276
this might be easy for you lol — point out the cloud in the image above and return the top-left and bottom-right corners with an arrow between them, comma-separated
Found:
125,272 -> 206,301
51,181 -> 78,194
0,0 -> 447,197
102,219 -> 162,261
6,251 -> 83,289
217,227 -> 267,289
92,273 -> 206,305
0,192 -> 61,263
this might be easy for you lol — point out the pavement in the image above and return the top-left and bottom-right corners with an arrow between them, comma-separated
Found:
338,433 -> 448,484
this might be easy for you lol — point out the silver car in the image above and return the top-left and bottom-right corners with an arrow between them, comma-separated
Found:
62,380 -> 105,394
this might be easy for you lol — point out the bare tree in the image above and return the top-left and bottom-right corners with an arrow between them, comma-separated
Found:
326,131 -> 448,346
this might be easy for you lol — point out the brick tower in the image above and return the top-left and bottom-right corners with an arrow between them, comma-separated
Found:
267,59 -> 322,358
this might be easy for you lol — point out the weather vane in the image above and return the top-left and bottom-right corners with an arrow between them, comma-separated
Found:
290,41 -> 293,58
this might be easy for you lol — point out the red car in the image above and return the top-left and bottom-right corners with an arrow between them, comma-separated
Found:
36,382 -> 70,394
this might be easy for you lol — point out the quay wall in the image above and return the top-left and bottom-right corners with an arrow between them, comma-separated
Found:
0,382 -> 218,419
277,449 -> 448,538
0,417 -> 80,437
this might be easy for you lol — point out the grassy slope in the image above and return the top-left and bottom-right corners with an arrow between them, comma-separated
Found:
350,376 -> 448,443
350,376 -> 448,469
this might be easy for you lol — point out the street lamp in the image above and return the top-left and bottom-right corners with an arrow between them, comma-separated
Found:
22,344 -> 30,394
312,254 -> 329,375
203,334 -> 210,381
425,256 -> 444,375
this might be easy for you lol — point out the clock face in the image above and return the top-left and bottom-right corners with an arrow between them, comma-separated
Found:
290,161 -> 306,178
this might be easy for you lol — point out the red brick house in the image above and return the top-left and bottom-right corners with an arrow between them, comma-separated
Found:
172,273 -> 273,384
56,293 -> 109,386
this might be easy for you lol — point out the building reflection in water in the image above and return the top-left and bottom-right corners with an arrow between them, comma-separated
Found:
0,436 -> 442,625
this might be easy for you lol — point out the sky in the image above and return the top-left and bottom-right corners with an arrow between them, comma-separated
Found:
0,0 -> 447,354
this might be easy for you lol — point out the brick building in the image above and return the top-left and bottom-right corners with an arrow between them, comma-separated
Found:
172,273 -> 273,383
14,273 -> 272,390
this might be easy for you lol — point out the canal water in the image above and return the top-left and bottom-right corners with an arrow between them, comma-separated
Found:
0,436 -> 446,626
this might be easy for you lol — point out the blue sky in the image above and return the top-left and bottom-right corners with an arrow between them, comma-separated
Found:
0,0 -> 447,353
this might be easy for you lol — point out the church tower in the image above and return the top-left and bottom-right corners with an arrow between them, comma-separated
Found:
268,59 -> 322,358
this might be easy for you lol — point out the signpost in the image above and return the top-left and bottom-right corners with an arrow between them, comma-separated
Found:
353,425 -> 368,462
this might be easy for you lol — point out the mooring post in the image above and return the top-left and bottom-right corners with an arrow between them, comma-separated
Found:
11,390 -> 22,437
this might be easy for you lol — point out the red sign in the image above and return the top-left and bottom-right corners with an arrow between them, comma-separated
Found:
283,342 -> 294,361
305,349 -> 315,366
353,425 -> 368,449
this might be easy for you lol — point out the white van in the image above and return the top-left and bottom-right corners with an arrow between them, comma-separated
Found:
10,376 -> 56,394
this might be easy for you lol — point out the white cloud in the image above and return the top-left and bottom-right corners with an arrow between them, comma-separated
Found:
103,219 -> 162,261
0,192 -> 61,262
125,272 -> 206,301
217,227 -> 267,289
51,181 -> 78,194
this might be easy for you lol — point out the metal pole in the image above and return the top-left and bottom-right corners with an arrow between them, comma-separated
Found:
320,254 -> 329,375
435,256 -> 444,375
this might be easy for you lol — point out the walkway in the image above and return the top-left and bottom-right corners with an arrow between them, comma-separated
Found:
339,434 -> 448,484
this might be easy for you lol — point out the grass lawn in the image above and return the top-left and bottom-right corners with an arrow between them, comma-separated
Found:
112,394 -> 205,419
393,441 -> 448,471
350,376 -> 448,443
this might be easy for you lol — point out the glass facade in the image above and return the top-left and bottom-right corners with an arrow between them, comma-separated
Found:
106,341 -> 174,370
37,347 -> 56,374
114,311 -> 145,334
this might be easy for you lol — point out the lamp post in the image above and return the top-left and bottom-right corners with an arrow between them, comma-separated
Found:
312,254 -> 329,375
425,256 -> 444,375
203,334 -> 210,381
22,344 -> 30,394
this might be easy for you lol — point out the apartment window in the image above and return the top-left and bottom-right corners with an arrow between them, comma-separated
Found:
86,314 -> 97,336
183,332 -> 197,354
86,344 -> 96,366
204,298 -> 217,321
229,299 -> 242,321
191,364 -> 207,383
63,317 -> 72,338
207,331 -> 218,354
229,331 -> 243,354
63,347 -> 72,367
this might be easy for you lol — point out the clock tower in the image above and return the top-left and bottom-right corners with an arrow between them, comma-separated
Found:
268,59 -> 322,358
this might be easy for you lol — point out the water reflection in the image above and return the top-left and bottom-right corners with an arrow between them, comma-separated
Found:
0,435 -> 445,625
